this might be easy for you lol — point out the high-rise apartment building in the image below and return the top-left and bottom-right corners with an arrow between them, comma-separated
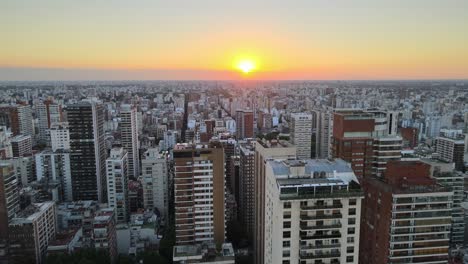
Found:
50,122 -> 70,151
290,113 -> 313,159
7,156 -> 35,186
36,99 -> 62,144
422,159 -> 465,245
360,160 -> 453,264
312,109 -> 333,159
120,104 -> 139,179
17,104 -> 34,139
0,163 -> 19,243
262,158 -> 363,264
238,141 -> 255,236
254,139 -> 296,264
173,143 -> 225,247
141,148 -> 169,220
11,135 -> 32,158
106,148 -> 129,223
35,150 -> 72,201
67,101 -> 107,202
0,104 -> 33,139
332,110 -> 401,178
9,202 -> 57,264
236,109 -> 254,139
434,136 -> 465,172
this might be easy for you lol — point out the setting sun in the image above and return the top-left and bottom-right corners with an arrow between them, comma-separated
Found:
237,60 -> 256,74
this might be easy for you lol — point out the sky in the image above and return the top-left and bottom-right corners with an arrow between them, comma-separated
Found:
1,0 -> 468,81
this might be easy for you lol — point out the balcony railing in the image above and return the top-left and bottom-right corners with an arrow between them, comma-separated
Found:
299,251 -> 340,259
300,233 -> 341,240
300,223 -> 342,230
300,213 -> 342,221
301,203 -> 343,210
301,243 -> 341,250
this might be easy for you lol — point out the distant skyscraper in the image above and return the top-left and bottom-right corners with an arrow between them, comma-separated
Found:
290,113 -> 313,159
36,99 -> 62,144
312,109 -> 333,159
141,148 -> 169,220
67,101 -> 107,202
173,143 -> 225,247
434,136 -> 465,172
425,115 -> 441,139
236,109 -> 254,139
17,104 -> 34,139
254,139 -> 296,264
120,104 -> 139,179
332,110 -> 401,178
106,147 -> 129,223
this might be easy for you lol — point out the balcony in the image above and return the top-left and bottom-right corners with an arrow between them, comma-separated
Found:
300,233 -> 341,240
299,251 -> 340,259
301,203 -> 343,210
300,213 -> 342,221
300,223 -> 342,230
301,243 -> 341,250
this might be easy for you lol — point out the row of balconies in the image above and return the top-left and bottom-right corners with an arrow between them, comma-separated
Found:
300,202 -> 343,210
300,213 -> 342,221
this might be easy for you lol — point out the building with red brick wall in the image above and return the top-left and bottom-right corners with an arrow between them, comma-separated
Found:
332,110 -> 401,178
400,127 -> 419,149
359,160 -> 452,264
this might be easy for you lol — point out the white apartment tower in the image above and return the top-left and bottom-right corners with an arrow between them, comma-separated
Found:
50,122 -> 70,151
106,147 -> 129,223
290,113 -> 313,159
141,148 -> 169,220
263,159 -> 363,264
17,104 -> 34,138
120,104 -> 139,179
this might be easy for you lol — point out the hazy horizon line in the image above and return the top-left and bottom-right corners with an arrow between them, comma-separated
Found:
1,67 -> 467,82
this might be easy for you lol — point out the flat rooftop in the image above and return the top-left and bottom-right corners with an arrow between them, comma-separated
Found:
269,159 -> 353,176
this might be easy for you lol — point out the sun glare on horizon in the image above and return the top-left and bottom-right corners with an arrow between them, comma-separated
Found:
237,59 -> 256,74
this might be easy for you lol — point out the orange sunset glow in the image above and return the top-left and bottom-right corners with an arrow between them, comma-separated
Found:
1,1 -> 468,80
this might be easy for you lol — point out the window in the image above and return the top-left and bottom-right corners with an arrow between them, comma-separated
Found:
348,218 -> 356,225
282,250 -> 290,257
347,246 -> 354,253
346,256 -> 354,262
347,237 -> 354,243
344,142 -> 351,147
283,231 -> 291,238
348,227 -> 355,235
283,241 -> 290,248
348,208 -> 356,216
283,221 -> 291,229
284,202 -> 291,209
349,199 -> 356,206
282,261 -> 290,264
283,212 -> 291,219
